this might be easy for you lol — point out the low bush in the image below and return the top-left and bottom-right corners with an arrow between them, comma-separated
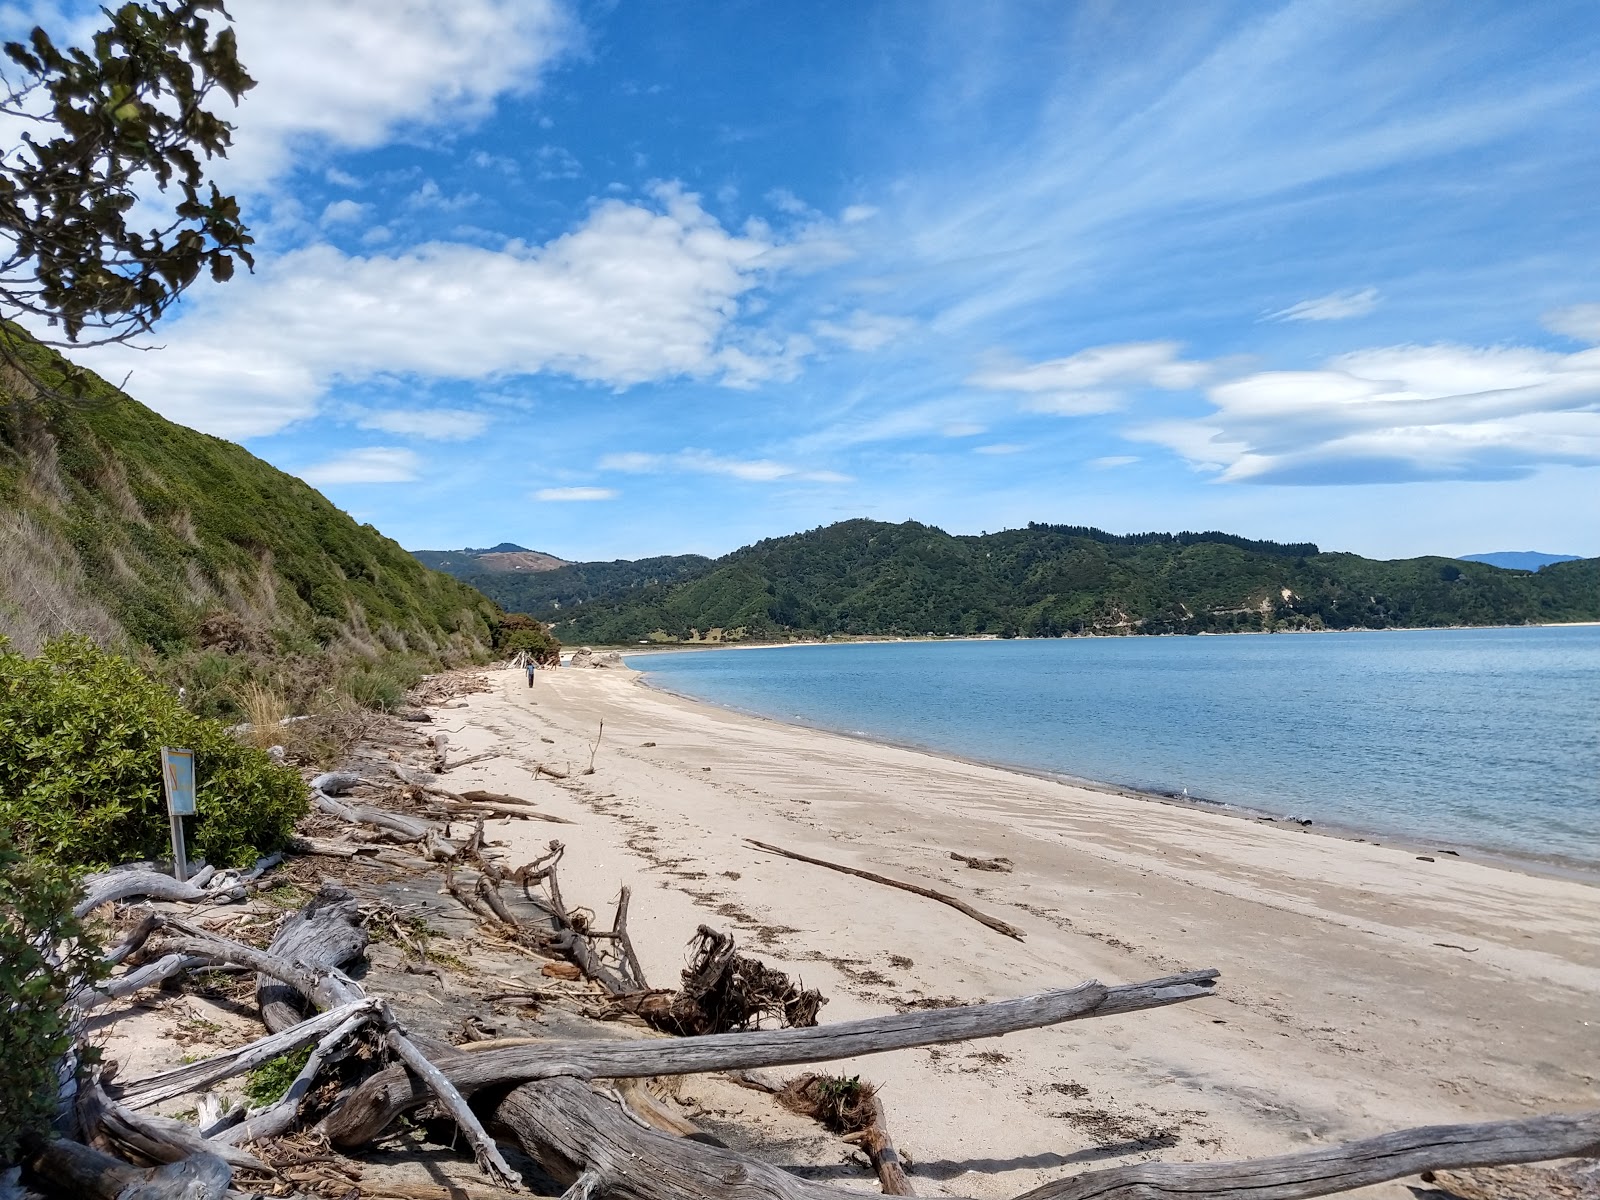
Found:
0,636 -> 308,869
0,833 -> 104,1164
494,613 -> 561,664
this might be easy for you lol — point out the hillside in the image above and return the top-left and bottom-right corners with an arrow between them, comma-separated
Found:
417,551 -> 714,615
411,542 -> 569,574
538,519 -> 1600,643
0,330 -> 501,714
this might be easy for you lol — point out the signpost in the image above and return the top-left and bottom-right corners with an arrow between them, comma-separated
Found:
160,747 -> 196,882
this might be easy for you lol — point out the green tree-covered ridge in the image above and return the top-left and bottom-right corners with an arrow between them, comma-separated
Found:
478,519 -> 1599,643
420,551 -> 714,617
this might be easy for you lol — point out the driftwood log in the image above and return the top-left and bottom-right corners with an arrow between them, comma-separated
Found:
746,839 -> 1024,940
488,1079 -> 1600,1200
323,971 -> 1217,1146
29,1141 -> 231,1200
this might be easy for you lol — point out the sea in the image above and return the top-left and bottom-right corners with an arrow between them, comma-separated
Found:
627,626 -> 1600,869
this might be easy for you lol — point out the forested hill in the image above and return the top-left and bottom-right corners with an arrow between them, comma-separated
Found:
420,552 -> 714,615
0,328 -> 499,710
528,519 -> 1600,644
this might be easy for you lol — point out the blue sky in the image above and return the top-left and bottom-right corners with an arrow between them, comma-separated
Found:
42,0 -> 1600,559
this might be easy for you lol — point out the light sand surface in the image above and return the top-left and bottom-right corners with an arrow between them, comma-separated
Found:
434,664 -> 1599,1198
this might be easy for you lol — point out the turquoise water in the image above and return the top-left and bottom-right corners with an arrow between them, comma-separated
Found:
628,628 -> 1600,866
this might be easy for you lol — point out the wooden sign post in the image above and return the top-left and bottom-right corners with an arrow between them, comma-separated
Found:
160,747 -> 196,882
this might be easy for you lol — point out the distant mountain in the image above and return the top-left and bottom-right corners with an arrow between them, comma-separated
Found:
414,550 -> 713,615
1459,552 -> 1582,572
534,519 -> 1600,644
412,544 -> 570,575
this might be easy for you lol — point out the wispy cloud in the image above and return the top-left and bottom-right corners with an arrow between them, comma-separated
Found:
968,341 -> 1210,415
299,447 -> 420,485
1268,287 -> 1380,322
1090,455 -> 1139,469
600,449 -> 851,484
812,310 -> 915,352
1130,321 -> 1600,484
535,486 -> 618,501
354,408 -> 490,441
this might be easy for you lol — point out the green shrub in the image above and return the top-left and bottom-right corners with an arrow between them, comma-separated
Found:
0,636 -> 308,869
0,833 -> 105,1164
495,613 -> 561,664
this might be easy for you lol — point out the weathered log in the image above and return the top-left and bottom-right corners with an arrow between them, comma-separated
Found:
1010,1110 -> 1600,1200
287,835 -> 387,859
745,839 -> 1024,941
74,954 -> 212,1009
488,1084 -> 1600,1200
104,915 -> 162,966
440,797 -> 573,824
377,1003 -> 520,1189
155,903 -> 516,1188
324,972 -> 1216,1147
78,1076 -> 265,1172
313,789 -> 432,843
844,1093 -> 915,1196
73,872 -> 230,919
495,1075 -> 845,1199
29,1140 -> 231,1200
113,998 -> 380,1109
213,1004 -> 375,1146
443,750 -> 499,772
254,883 -> 369,1033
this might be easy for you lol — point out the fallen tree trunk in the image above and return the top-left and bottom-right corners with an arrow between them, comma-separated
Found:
74,871 -> 233,919
254,884 -> 369,1033
313,788 -> 433,843
745,839 -> 1024,941
324,971 -> 1217,1147
487,1083 -> 1600,1200
1011,1110 -> 1600,1200
113,998 -> 381,1108
29,1140 -> 232,1200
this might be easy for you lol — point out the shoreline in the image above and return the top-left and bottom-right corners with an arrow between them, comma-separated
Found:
429,664 -> 1600,1198
619,650 -> 1600,887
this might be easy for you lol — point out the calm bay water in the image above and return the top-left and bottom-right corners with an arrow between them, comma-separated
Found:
628,627 -> 1600,866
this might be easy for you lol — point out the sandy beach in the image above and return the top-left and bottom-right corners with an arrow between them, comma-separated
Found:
427,662 -> 1598,1198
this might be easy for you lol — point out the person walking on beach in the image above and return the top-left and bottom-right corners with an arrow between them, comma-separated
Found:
525,659 -> 536,688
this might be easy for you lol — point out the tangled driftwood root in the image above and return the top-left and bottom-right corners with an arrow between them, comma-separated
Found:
605,925 -> 826,1036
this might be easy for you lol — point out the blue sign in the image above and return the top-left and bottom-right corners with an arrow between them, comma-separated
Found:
161,747 -> 196,816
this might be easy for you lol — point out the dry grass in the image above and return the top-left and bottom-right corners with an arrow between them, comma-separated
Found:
233,680 -> 289,749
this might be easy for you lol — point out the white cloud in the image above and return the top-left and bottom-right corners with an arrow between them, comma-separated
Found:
1268,287 -> 1380,322
299,447 -> 421,485
969,341 -> 1210,415
1090,455 -> 1139,468
535,486 -> 617,501
942,422 -> 985,437
812,310 -> 915,352
600,449 -> 850,484
1544,304 -> 1600,343
840,204 -> 879,224
320,199 -> 370,226
1130,336 -> 1600,483
974,442 -> 1024,455
220,0 -> 573,191
355,408 -> 490,441
406,179 -> 478,212
81,185 -> 806,437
